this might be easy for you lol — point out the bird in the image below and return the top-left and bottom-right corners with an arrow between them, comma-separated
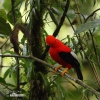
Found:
46,35 -> 83,80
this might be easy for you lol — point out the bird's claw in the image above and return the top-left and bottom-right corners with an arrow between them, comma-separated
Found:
55,66 -> 62,72
61,68 -> 69,76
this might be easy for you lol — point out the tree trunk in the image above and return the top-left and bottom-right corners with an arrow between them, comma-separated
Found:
29,0 -> 48,100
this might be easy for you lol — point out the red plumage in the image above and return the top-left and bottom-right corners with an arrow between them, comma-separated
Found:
46,35 -> 83,80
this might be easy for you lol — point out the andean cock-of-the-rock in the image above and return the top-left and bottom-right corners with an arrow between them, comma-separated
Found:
46,35 -> 83,80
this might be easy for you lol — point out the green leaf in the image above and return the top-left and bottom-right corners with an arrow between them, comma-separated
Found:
3,68 -> 11,79
7,9 -> 22,25
6,83 -> 16,87
0,17 -> 12,37
4,65 -> 17,80
3,64 -> 17,84
14,0 -> 25,8
12,72 -> 17,85
0,9 -> 7,20
53,81 -> 66,100
48,10 -> 58,26
38,72 -> 55,94
9,64 -> 18,77
3,50 -> 16,54
75,19 -> 100,34
0,77 -> 6,84
39,72 -> 49,89
51,7 -> 61,16
37,0 -> 40,11
3,0 -> 11,11
93,0 -> 96,5
52,74 -> 66,83
21,59 -> 34,80
27,63 -> 33,79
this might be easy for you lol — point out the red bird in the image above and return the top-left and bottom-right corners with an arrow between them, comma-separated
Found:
46,35 -> 83,80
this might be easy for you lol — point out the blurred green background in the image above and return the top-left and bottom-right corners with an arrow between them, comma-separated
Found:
0,0 -> 100,100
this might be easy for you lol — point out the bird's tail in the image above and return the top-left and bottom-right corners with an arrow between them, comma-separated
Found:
75,67 -> 83,80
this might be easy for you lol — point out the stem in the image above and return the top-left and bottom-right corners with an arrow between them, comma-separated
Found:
84,8 -> 100,23
89,30 -> 100,69
53,0 -> 70,37
74,0 -> 83,24
16,58 -> 20,100
92,62 -> 100,86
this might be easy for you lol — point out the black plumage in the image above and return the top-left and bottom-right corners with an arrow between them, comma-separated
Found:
59,52 -> 83,80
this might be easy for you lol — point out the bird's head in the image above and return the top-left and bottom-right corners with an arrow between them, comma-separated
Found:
46,35 -> 56,47
46,35 -> 63,47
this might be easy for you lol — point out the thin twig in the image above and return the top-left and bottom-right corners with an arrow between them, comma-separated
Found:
84,8 -> 100,23
92,62 -> 100,86
16,58 -> 20,99
89,30 -> 100,69
53,0 -> 70,36
66,15 -> 75,32
0,54 -> 100,98
74,0 -> 83,24
0,83 -> 13,97
3,84 -> 13,91
0,37 -> 10,49
0,91 -> 5,97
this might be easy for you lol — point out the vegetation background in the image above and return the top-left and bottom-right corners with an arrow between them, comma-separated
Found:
0,0 -> 100,100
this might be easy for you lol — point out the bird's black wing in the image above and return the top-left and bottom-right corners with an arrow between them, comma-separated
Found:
59,52 -> 83,80
59,52 -> 80,67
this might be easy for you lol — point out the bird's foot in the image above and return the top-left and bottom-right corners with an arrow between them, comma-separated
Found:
61,68 -> 69,76
55,66 -> 62,72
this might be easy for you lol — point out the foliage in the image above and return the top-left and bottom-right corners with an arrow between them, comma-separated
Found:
0,0 -> 100,100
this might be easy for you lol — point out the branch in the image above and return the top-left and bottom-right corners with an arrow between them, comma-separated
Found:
0,37 -> 10,49
53,0 -> 70,37
0,91 -> 5,97
0,83 -> 13,97
16,58 -> 20,97
0,54 -> 100,98
84,8 -> 100,23
89,30 -> 100,69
